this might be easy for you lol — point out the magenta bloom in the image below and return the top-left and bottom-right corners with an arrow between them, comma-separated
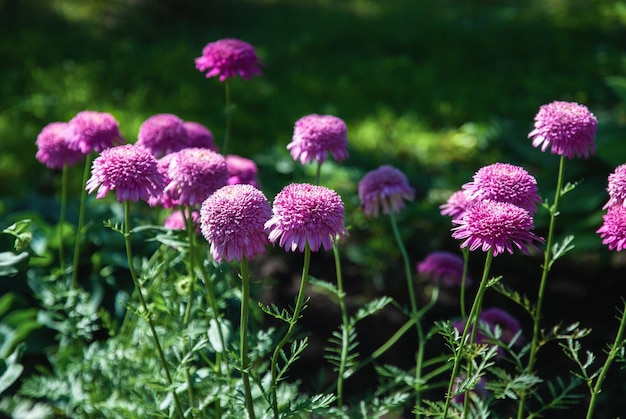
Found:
358,165 -> 415,218
195,38 -> 263,82
597,205 -> 626,251
226,154 -> 259,187
164,209 -> 200,231
265,183 -> 349,252
287,114 -> 348,165
603,164 -> 626,209
183,121 -> 218,151
35,122 -> 85,169
462,163 -> 541,213
67,110 -> 124,154
452,200 -> 544,256
86,144 -> 165,202
147,154 -> 177,208
440,190 -> 469,220
417,251 -> 471,287
528,101 -> 598,159
164,148 -> 228,207
136,114 -> 187,157
200,184 -> 272,261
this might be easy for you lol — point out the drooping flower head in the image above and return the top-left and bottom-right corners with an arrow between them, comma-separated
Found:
603,164 -> 626,209
67,110 -> 125,154
265,183 -> 349,252
226,154 -> 259,187
86,144 -> 165,202
183,121 -> 218,151
195,38 -> 263,82
287,114 -> 349,165
35,122 -> 85,169
164,148 -> 228,207
597,205 -> 626,251
200,184 -> 272,261
452,200 -> 544,256
528,101 -> 598,159
440,190 -> 469,220
462,163 -> 541,213
163,209 -> 200,231
136,113 -> 187,157
358,165 -> 415,218
417,251 -> 471,287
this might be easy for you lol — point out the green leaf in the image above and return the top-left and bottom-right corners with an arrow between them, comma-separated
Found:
0,344 -> 24,394
353,296 -> 393,324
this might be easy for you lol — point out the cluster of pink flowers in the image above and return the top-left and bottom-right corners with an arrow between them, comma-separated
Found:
597,164 -> 626,251
136,114 -> 217,157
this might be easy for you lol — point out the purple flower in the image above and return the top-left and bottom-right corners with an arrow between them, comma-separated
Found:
462,163 -> 541,213
136,113 -> 188,157
603,164 -> 626,209
440,190 -> 469,220
86,144 -> 165,202
265,183 -> 349,252
195,38 -> 263,82
35,122 -> 85,169
452,200 -> 544,256
148,154 -> 177,208
226,154 -> 259,187
183,121 -> 218,151
287,114 -> 349,165
417,251 -> 471,287
164,148 -> 228,207
528,101 -> 598,159
597,205 -> 626,251
164,209 -> 200,231
452,307 -> 522,354
67,110 -> 125,154
358,165 -> 415,218
200,184 -> 272,261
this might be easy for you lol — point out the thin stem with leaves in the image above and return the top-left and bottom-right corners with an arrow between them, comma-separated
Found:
71,152 -> 92,289
239,256 -> 256,419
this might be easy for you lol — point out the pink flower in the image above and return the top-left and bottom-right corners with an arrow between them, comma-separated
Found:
136,113 -> 187,157
287,114 -> 349,165
195,38 -> 263,82
226,154 -> 259,187
35,122 -> 85,169
265,183 -> 349,252
440,190 -> 469,220
183,121 -> 218,151
452,200 -> 544,256
164,148 -> 228,207
603,164 -> 626,209
164,209 -> 200,231
67,110 -> 125,154
86,144 -> 165,202
200,184 -> 272,261
462,163 -> 541,213
148,154 -> 177,208
528,101 -> 598,159
597,205 -> 626,251
358,165 -> 415,218
417,251 -> 471,287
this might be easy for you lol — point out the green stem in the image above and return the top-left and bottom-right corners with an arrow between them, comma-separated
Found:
58,164 -> 68,272
332,242 -> 349,408
123,201 -> 184,418
181,207 -> 198,412
223,79 -> 232,154
460,248 -> 470,321
71,152 -> 92,289
240,256 -> 256,419
314,161 -> 322,185
270,243 -> 311,418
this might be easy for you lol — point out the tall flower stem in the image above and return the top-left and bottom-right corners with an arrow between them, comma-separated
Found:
223,79 -> 232,154
517,155 -> 566,418
460,248 -> 470,320
239,256 -> 256,419
389,212 -> 425,418
332,241 -> 349,408
71,152 -> 92,289
58,164 -> 69,272
442,251 -> 493,419
182,207 -> 198,412
270,243 -> 312,418
123,201 -> 184,418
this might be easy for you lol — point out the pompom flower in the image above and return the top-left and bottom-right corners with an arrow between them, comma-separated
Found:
183,121 -> 218,151
597,205 -> 626,251
528,101 -> 598,159
358,165 -> 415,218
136,113 -> 187,157
452,200 -> 544,256
148,153 -> 177,208
35,122 -> 85,169
287,114 -> 348,165
462,163 -> 541,213
440,190 -> 469,220
67,110 -> 124,154
86,144 -> 165,202
164,148 -> 228,207
200,184 -> 272,261
265,183 -> 349,252
226,154 -> 259,187
417,251 -> 471,287
195,38 -> 263,81
164,209 -> 200,231
603,164 -> 626,209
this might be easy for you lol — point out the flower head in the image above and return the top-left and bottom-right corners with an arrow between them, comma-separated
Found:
35,122 -> 85,169
226,154 -> 259,187
164,148 -> 228,207
462,163 -> 541,213
451,200 -> 544,256
183,121 -> 218,151
136,113 -> 187,157
287,114 -> 349,165
440,190 -> 469,220
265,183 -> 348,252
164,209 -> 200,231
358,165 -> 415,218
195,38 -> 263,81
603,164 -> 626,209
417,251 -> 471,287
148,153 -> 178,208
597,205 -> 626,251
200,184 -> 272,261
86,144 -> 165,202
528,101 -> 598,159
67,110 -> 124,154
